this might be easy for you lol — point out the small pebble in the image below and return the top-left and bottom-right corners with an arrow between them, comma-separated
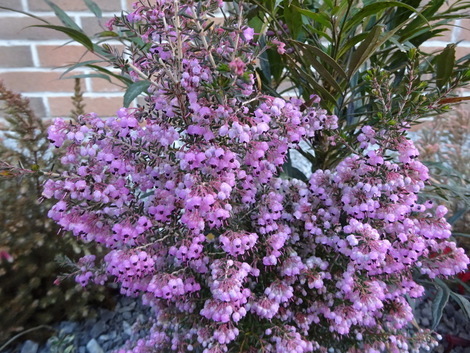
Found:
20,340 -> 38,353
86,339 -> 104,353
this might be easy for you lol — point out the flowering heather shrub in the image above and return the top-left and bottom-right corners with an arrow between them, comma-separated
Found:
42,0 -> 469,352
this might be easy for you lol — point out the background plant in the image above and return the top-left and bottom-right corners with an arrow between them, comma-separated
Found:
416,106 -> 470,236
0,81 -> 112,347
244,0 -> 470,170
245,0 -> 470,323
414,105 -> 470,297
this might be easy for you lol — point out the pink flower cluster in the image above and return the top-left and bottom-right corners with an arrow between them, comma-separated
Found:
43,0 -> 468,352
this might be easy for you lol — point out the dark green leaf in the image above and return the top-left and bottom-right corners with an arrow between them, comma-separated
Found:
282,153 -> 307,182
267,48 -> 284,85
83,0 -> 102,18
348,25 -> 383,77
96,30 -> 119,37
409,28 -> 449,47
337,32 -> 368,59
436,44 -> 456,89
292,6 -> 332,28
248,16 -> 264,35
292,41 -> 348,80
431,278 -> 450,330
285,55 -> 337,105
400,0 -> 445,40
344,1 -> 426,34
307,56 -> 343,93
59,60 -> 103,78
124,80 -> 151,107
304,24 -> 333,42
390,0 -> 421,28
30,25 -> 93,51
450,291 -> 470,321
283,0 -> 303,39
447,208 -> 467,225
348,21 -> 408,77
140,190 -> 155,199
424,161 -> 468,180
45,0 -> 82,32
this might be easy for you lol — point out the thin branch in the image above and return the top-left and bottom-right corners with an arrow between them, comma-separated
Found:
0,325 -> 56,352
195,17 -> 217,68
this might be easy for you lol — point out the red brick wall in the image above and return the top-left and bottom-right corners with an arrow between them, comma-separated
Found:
0,0 -> 135,118
0,1 -> 469,118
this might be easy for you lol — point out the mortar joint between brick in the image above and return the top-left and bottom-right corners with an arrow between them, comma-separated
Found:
74,15 -> 82,28
21,0 -> 28,11
452,19 -> 462,43
85,76 -> 93,93
43,96 -> 51,118
30,44 -> 40,67
121,0 -> 128,11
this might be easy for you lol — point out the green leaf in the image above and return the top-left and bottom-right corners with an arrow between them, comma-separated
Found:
307,56 -> 343,93
400,0 -> 445,40
447,208 -> 467,225
292,6 -> 332,28
348,20 -> 409,77
59,60 -> 103,77
431,278 -> 450,330
337,32 -> 368,59
92,43 -> 111,57
267,48 -> 284,84
83,0 -> 102,18
0,6 -> 50,24
30,25 -> 94,51
63,73 -> 112,82
453,232 -> 470,238
450,291 -> 470,321
390,0 -> 421,28
289,63 -> 337,106
348,25 -> 383,76
96,30 -> 119,37
344,1 -> 426,34
283,0 -> 303,39
124,81 -> 151,107
248,16 -> 264,35
304,24 -> 333,42
282,152 -> 307,182
292,41 -> 348,80
436,44 -> 456,89
45,0 -> 82,32
86,64 -> 133,85
140,190 -> 155,199
455,279 -> 470,294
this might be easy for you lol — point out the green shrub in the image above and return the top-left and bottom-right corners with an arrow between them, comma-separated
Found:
0,81 -> 113,345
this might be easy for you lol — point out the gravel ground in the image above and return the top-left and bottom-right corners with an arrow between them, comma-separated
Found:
6,290 -> 470,353
415,291 -> 470,353
5,296 -> 153,353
